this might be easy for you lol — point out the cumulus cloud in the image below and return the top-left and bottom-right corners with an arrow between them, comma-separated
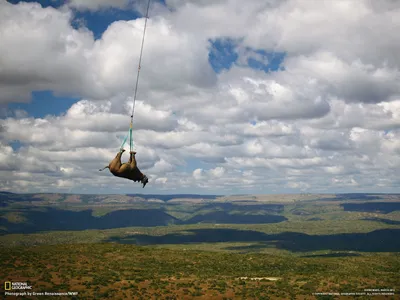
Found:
0,0 -> 215,104
284,52 -> 400,104
0,142 -> 60,173
0,0 -> 399,193
66,0 -> 130,11
0,1 -> 99,103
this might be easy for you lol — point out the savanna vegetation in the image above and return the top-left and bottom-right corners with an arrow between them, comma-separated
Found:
1,192 -> 399,299
1,243 -> 399,299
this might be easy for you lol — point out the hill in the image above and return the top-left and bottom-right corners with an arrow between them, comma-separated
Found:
1,192 -> 399,298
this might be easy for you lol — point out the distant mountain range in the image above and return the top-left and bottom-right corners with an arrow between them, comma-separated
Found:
1,191 -> 399,205
1,191 -> 399,236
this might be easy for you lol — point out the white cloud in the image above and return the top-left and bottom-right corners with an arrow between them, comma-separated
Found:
0,1 -> 215,104
283,52 -> 400,104
0,0 -> 399,193
66,0 -> 129,11
89,17 -> 216,98
209,167 -> 225,178
154,177 -> 168,185
0,1 -> 96,103
286,181 -> 310,190
56,179 -> 75,188
332,177 -> 359,187
0,142 -> 60,173
148,159 -> 175,173
192,168 -> 204,180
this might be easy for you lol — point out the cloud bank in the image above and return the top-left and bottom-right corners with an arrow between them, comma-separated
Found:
0,0 -> 399,193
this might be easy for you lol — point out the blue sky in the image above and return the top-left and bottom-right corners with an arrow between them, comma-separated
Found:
5,0 -> 285,161
2,0 -> 284,195
72,7 -> 142,39
1,0 -> 399,195
8,44 -> 285,118
6,0 -> 144,117
7,9 -> 285,119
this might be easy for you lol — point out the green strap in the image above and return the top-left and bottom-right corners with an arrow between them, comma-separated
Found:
129,126 -> 133,152
120,128 -> 135,150
120,124 -> 135,152
120,129 -> 130,150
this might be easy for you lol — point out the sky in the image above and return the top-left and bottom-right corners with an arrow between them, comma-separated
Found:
0,0 -> 399,195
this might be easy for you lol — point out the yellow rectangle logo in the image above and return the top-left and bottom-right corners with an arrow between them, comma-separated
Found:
5,282 -> 11,290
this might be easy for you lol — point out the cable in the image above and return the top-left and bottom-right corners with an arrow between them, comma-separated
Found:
131,0 -> 152,121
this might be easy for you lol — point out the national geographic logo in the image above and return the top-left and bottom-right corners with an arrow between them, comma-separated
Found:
4,282 -> 32,290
